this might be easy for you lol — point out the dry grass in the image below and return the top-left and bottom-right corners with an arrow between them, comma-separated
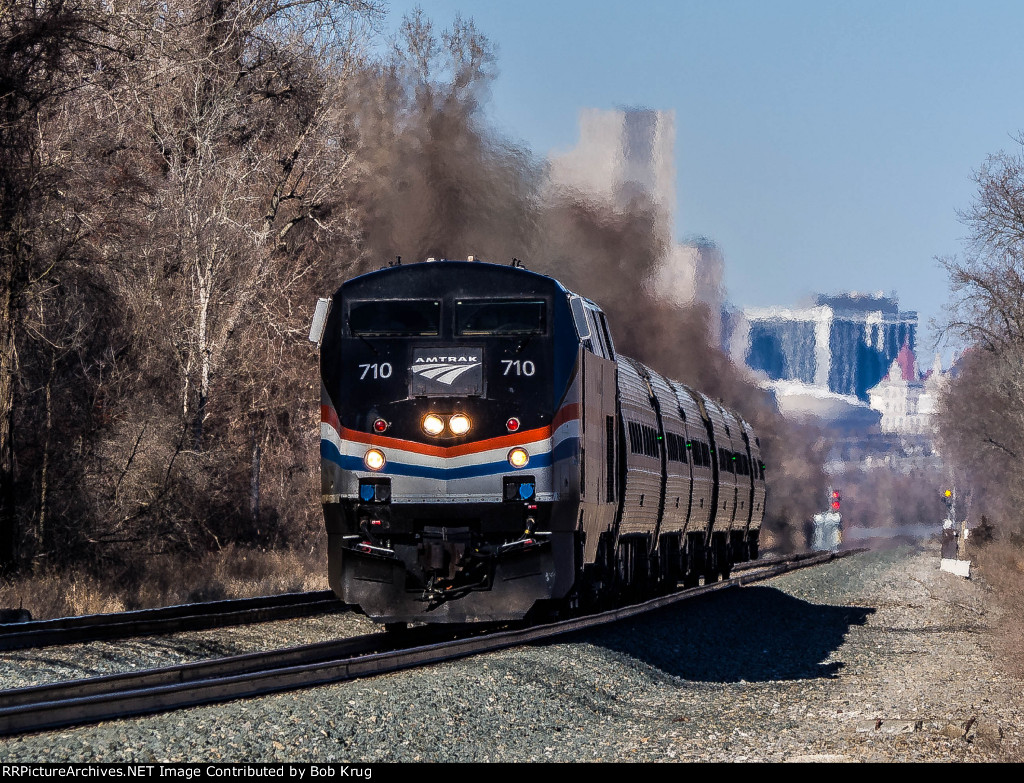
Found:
0,572 -> 127,620
0,544 -> 330,620
970,538 -> 1024,679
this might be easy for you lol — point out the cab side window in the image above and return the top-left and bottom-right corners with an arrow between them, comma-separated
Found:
570,297 -> 593,352
586,308 -> 609,358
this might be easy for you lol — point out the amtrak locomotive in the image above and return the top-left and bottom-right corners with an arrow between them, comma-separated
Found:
309,259 -> 766,624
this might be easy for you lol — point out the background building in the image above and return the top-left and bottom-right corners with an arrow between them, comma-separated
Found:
733,293 -> 918,401
867,344 -> 946,436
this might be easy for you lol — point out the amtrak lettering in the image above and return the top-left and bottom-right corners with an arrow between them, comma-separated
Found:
411,347 -> 484,395
413,355 -> 480,364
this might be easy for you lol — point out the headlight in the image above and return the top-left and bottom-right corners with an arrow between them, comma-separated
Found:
422,414 -> 445,436
507,448 -> 529,468
363,448 -> 386,471
449,413 -> 471,435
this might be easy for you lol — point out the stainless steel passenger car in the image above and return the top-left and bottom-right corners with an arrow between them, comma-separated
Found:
310,260 -> 766,623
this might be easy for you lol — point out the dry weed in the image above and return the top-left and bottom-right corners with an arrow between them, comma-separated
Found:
0,544 -> 329,620
970,538 -> 1024,679
0,572 -> 126,620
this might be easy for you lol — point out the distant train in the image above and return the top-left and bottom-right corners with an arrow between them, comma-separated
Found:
309,259 -> 766,624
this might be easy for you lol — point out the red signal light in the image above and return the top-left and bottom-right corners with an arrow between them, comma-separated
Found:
506,417 -> 520,432
373,418 -> 388,433
831,490 -> 841,511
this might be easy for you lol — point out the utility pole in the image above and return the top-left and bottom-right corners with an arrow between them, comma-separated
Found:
941,485 -> 971,576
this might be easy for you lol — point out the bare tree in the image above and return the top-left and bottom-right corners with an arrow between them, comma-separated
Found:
110,0 -> 379,449
0,0 -> 385,573
937,138 -> 1024,537
0,0 -> 120,568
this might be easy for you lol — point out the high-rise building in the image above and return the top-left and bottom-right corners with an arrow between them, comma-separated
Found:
733,293 -> 918,401
548,108 -> 725,336
548,107 -> 676,215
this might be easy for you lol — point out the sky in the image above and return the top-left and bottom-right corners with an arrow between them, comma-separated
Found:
380,0 -> 1024,358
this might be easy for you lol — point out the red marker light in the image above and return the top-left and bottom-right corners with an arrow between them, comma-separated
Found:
506,417 -> 520,432
373,418 -> 388,433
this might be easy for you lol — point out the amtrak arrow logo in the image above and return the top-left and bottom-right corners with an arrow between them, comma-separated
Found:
411,363 -> 477,386
411,348 -> 483,394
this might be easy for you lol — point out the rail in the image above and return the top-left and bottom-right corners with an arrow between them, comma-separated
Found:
0,548 -> 861,737
0,590 -> 347,651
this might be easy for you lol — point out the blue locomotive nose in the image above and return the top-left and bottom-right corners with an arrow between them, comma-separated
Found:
319,258 -> 766,625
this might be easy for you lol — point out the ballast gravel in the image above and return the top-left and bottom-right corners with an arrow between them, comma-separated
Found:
0,612 -> 380,691
1,542 -> 1021,763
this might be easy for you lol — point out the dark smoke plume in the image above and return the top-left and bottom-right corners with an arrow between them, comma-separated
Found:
352,11 -> 827,548
529,190 -> 828,549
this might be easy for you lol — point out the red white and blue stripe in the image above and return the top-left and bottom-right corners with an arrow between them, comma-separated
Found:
320,404 -> 580,484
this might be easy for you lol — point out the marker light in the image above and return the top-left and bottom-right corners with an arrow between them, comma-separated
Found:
449,414 -> 472,435
422,414 -> 445,436
373,418 -> 388,433
508,448 -> 530,469
363,449 -> 386,471
506,417 -> 520,432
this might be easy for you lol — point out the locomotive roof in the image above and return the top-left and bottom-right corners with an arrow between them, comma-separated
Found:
336,260 -> 573,300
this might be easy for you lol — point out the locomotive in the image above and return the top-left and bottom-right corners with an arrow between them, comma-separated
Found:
309,259 -> 766,624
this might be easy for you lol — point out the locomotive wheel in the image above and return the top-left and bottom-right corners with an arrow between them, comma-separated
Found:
730,532 -> 747,563
703,549 -> 718,583
658,534 -> 683,591
716,533 -> 731,580
683,535 -> 703,587
615,538 -> 652,599
634,540 -> 652,596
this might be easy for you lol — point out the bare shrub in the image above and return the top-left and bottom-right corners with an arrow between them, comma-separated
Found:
0,543 -> 327,620
0,572 -> 126,621
970,538 -> 1024,679
130,543 -> 328,607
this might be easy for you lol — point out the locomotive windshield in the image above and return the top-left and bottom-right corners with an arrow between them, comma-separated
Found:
348,300 -> 440,336
455,300 -> 546,335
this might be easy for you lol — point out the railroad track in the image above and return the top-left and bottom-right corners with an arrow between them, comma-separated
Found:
0,548 -> 860,737
0,550 -> 808,653
0,590 -> 347,651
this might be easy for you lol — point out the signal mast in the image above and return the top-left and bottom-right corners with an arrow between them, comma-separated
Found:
811,487 -> 842,552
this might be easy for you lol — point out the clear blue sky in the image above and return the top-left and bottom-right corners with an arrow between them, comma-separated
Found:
381,1 -> 1024,356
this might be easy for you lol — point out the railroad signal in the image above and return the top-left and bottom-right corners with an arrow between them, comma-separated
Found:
830,489 -> 841,512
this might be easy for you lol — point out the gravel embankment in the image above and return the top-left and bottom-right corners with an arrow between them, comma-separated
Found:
1,542 -> 1021,762
0,612 -> 380,690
